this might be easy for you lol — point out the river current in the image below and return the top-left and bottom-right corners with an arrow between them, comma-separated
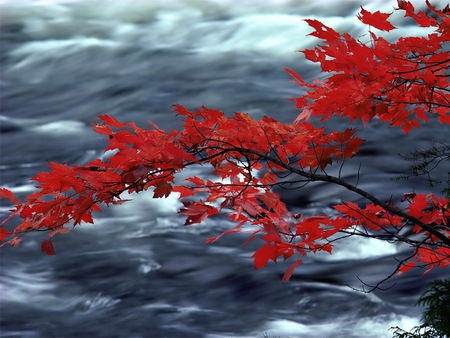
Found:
0,1 -> 449,337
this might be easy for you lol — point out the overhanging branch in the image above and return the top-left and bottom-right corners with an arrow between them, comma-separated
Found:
198,144 -> 450,247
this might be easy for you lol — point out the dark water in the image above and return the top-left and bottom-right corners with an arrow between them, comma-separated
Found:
0,1 -> 449,337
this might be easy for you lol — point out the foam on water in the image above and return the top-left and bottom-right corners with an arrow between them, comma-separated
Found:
75,293 -> 121,314
262,314 -> 422,338
314,233 -> 399,261
0,266 -> 56,304
5,0 -> 441,65
110,189 -> 182,217
30,120 -> 87,134
258,281 -> 420,337
11,38 -> 121,68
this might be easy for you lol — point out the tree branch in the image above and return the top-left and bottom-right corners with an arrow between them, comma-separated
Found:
200,144 -> 450,247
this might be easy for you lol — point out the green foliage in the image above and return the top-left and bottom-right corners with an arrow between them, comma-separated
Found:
419,279 -> 450,336
391,278 -> 450,338
391,325 -> 442,338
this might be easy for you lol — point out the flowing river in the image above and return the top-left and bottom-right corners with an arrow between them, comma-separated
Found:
0,1 -> 449,337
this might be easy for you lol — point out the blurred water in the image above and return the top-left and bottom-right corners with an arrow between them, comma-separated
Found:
0,0 -> 449,337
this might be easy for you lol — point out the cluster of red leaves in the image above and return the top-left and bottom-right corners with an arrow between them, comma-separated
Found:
288,0 -> 450,133
335,193 -> 450,274
1,0 -> 449,281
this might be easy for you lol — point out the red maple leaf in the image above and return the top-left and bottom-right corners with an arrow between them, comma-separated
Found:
357,7 -> 396,32
153,180 -> 172,198
0,188 -> 20,204
252,243 -> 279,269
41,240 -> 56,255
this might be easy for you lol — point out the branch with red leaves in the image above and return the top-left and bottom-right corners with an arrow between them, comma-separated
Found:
1,0 -> 449,284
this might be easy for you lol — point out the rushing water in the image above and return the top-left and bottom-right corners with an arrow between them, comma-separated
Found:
0,1 -> 449,337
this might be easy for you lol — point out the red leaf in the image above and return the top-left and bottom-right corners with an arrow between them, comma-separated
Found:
185,176 -> 204,186
302,49 -> 320,62
397,261 -> 415,275
205,227 -> 242,244
397,0 -> 414,12
92,123 -> 113,136
282,260 -> 301,282
285,68 -> 305,87
408,194 -> 429,218
357,7 -> 396,32
98,115 -> 125,128
438,114 -> 450,124
252,244 -> 279,269
73,195 -> 95,225
1,237 -> 21,248
153,180 -> 172,198
179,201 -> 217,225
172,185 -> 195,198
294,108 -> 313,123
0,228 -> 12,242
48,227 -> 69,238
41,239 -> 56,255
343,137 -> 364,158
321,243 -> 332,254
0,188 -> 20,204
304,19 -> 340,41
